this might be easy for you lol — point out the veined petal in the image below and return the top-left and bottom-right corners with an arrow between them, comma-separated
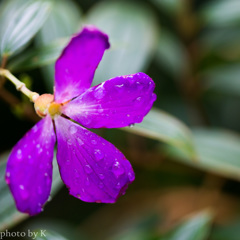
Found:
63,72 -> 156,128
5,116 -> 56,215
54,26 -> 110,102
55,116 -> 134,203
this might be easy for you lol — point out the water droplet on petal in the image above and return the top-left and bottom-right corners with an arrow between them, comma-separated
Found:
48,196 -> 52,202
77,137 -> 84,146
67,139 -> 72,145
98,108 -> 104,113
98,173 -> 105,180
85,177 -> 90,186
66,159 -> 70,165
32,125 -> 38,133
84,165 -> 93,174
36,144 -> 40,148
19,185 -> 29,200
134,97 -> 142,104
77,194 -> 81,199
94,87 -> 105,99
38,148 -> 43,154
69,125 -> 77,134
129,124 -> 134,128
91,140 -> 97,145
128,172 -> 135,181
5,172 -> 10,184
126,114 -> 130,118
116,182 -> 121,189
94,149 -> 104,161
16,149 -> 22,160
112,161 -> 125,177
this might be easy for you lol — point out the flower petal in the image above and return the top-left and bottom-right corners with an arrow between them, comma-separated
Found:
54,26 -> 110,102
55,116 -> 134,203
63,72 -> 156,128
5,116 -> 56,215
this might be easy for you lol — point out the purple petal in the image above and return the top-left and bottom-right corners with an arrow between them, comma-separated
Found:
55,116 -> 134,203
63,72 -> 156,128
5,116 -> 56,215
54,26 -> 110,102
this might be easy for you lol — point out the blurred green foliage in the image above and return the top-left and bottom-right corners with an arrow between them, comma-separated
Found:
1,0 -> 240,239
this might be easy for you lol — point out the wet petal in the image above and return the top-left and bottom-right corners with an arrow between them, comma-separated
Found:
5,116 -> 56,215
54,26 -> 110,102
55,116 -> 134,203
63,72 -> 156,128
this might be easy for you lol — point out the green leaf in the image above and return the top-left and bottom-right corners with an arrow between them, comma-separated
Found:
155,30 -> 189,78
0,0 -> 52,57
161,211 -> 212,240
36,0 -> 82,92
151,0 -> 183,14
8,39 -> 67,72
165,129 -> 240,180
210,218 -> 240,240
0,151 -> 63,231
124,108 -> 196,159
200,64 -> 240,96
86,1 -> 159,85
200,0 -> 240,27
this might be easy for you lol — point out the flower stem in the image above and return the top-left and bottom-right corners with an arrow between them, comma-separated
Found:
0,69 -> 39,102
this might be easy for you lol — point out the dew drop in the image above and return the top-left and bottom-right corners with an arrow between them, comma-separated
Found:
44,172 -> 48,177
84,165 -> 93,174
129,124 -> 134,128
128,172 -> 135,181
38,148 -> 43,154
48,196 -> 52,202
126,114 -> 130,118
77,194 -> 81,199
112,162 -> 125,177
66,159 -> 70,165
134,97 -> 142,103
32,125 -> 38,133
69,125 -> 77,134
94,87 -> 105,99
98,108 -> 104,113
85,178 -> 90,186
116,182 -> 121,189
36,144 -> 40,148
19,185 -> 29,200
5,172 -> 10,184
91,139 -> 97,145
98,173 -> 105,180
77,137 -> 84,146
16,149 -> 22,160
94,149 -> 104,161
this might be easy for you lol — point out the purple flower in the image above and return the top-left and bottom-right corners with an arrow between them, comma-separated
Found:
5,26 -> 156,215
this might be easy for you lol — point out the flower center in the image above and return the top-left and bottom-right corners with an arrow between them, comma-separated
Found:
34,94 -> 62,118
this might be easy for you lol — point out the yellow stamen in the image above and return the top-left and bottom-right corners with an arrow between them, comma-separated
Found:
48,102 -> 62,118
